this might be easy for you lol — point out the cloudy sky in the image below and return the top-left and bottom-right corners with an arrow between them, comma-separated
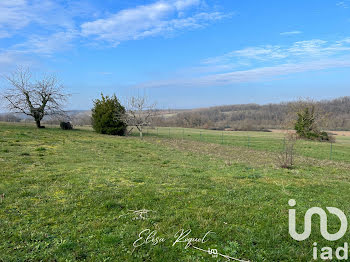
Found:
0,0 -> 350,109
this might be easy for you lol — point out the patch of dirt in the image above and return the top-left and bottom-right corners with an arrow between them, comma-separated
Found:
329,131 -> 350,137
269,129 -> 295,134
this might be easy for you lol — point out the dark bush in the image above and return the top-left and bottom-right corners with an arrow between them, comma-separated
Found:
91,93 -> 127,136
319,131 -> 335,142
60,122 -> 73,130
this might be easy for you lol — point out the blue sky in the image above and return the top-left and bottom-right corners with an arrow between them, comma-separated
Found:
0,0 -> 350,109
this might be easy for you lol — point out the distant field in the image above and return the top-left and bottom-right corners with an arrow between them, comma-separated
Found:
1,123 -> 350,261
2,122 -> 350,162
137,127 -> 350,163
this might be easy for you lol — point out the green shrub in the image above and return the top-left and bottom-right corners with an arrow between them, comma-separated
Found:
91,93 -> 127,136
295,106 -> 333,142
295,107 -> 315,138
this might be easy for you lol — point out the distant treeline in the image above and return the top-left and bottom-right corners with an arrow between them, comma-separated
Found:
154,97 -> 350,131
0,114 -> 21,122
2,97 -> 350,131
0,111 -> 92,126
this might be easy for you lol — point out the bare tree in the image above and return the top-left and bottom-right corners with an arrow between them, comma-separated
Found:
284,98 -> 329,130
119,95 -> 157,139
1,68 -> 68,128
276,132 -> 297,169
284,98 -> 333,141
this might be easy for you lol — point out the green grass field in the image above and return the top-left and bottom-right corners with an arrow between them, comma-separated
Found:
139,127 -> 350,163
1,123 -> 350,261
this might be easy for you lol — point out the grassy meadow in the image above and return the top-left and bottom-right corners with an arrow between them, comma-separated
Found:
138,127 -> 350,163
1,123 -> 350,261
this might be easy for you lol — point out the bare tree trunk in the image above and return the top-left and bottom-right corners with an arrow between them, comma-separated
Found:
35,119 -> 45,128
35,119 -> 41,128
137,126 -> 143,139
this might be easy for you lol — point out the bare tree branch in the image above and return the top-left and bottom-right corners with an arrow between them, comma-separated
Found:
117,95 -> 157,138
1,67 -> 69,128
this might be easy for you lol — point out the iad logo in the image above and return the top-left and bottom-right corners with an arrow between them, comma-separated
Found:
288,199 -> 349,260
288,199 -> 347,241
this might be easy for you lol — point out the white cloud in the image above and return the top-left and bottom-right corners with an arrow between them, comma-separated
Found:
287,39 -> 329,55
337,1 -> 349,8
0,0 -> 78,37
0,50 -> 35,73
0,0 -> 87,59
0,0 -> 229,68
202,46 -> 287,66
234,46 -> 287,60
174,0 -> 201,9
0,0 -> 101,60
134,36 -> 350,89
81,0 -> 228,44
280,31 -> 302,36
202,38 -> 350,66
0,51 -> 15,65
13,30 -> 78,56
135,58 -> 350,88
0,0 -> 34,30
0,31 -> 10,39
200,59 -> 350,85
